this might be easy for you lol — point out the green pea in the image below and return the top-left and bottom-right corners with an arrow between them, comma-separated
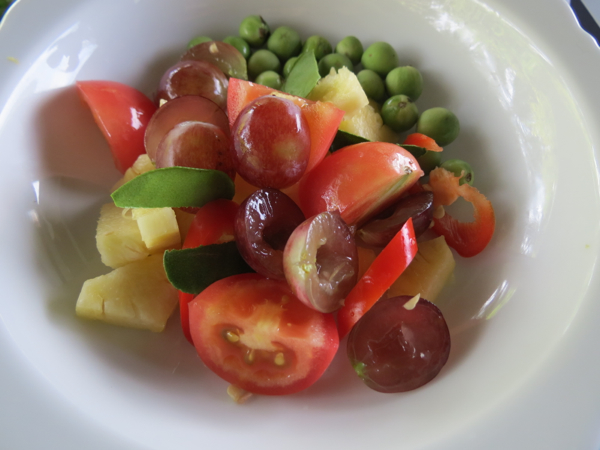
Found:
440,159 -> 474,185
187,36 -> 213,49
223,35 -> 251,59
248,49 -> 281,80
361,42 -> 399,77
283,56 -> 299,78
302,35 -> 332,61
318,53 -> 353,77
255,70 -> 283,90
267,26 -> 302,61
385,66 -> 423,101
335,36 -> 363,65
416,107 -> 460,146
239,15 -> 270,47
417,151 -> 442,175
381,95 -> 418,132
357,69 -> 386,103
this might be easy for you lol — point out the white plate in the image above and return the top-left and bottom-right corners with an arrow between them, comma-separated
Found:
2,0 -> 600,448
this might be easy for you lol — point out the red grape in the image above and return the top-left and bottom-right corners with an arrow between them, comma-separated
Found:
156,60 -> 228,109
357,191 -> 434,247
347,295 -> 451,393
144,96 -> 229,160
154,120 -> 235,179
231,95 -> 311,189
235,189 -> 305,280
284,211 -> 358,313
181,41 -> 248,80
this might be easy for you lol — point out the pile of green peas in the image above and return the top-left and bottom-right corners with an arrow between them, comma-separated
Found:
187,15 -> 472,184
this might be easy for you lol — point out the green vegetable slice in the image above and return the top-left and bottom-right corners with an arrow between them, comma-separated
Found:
111,167 -> 234,208
331,129 -> 369,151
400,144 -> 428,159
283,50 -> 320,98
164,242 -> 254,294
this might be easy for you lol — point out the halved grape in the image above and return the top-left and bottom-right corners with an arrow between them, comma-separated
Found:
231,95 -> 311,189
154,120 -> 234,179
357,191 -> 434,247
144,96 -> 229,160
347,295 -> 451,393
235,189 -> 305,280
182,41 -> 248,80
283,211 -> 358,313
156,60 -> 228,109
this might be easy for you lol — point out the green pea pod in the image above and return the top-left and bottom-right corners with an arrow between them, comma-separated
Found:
164,242 -> 254,294
111,167 -> 234,208
283,50 -> 320,98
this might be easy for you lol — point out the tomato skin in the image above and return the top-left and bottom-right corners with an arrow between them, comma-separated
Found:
179,199 -> 239,343
189,273 -> 339,395
298,142 -> 424,227
337,219 -> 418,338
227,78 -> 344,174
76,80 -> 157,173
428,167 -> 495,257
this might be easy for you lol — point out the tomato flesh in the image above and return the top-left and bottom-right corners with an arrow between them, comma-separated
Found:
76,80 -> 157,173
189,273 -> 339,395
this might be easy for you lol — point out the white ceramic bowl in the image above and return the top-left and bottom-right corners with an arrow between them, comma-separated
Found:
2,0 -> 600,448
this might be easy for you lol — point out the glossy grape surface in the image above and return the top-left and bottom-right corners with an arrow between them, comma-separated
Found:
347,295 -> 451,393
235,189 -> 305,279
181,40 -> 248,80
144,96 -> 229,160
231,95 -> 311,189
154,120 -> 234,179
284,211 -> 358,313
357,191 -> 434,247
156,60 -> 228,109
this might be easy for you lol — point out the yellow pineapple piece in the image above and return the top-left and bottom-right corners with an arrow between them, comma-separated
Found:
387,236 -> 455,302
111,154 -> 155,192
131,208 -> 181,252
96,203 -> 151,268
174,209 -> 196,241
308,67 -> 368,115
340,103 -> 398,143
76,254 -> 178,332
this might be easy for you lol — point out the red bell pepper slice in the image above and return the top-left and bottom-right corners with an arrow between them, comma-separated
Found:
178,199 -> 239,343
428,167 -> 495,257
337,219 -> 418,339
402,133 -> 443,152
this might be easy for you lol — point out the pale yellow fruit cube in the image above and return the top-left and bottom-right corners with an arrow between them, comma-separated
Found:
174,209 -> 196,241
308,67 -> 369,115
96,203 -> 151,268
76,254 -> 178,332
340,103 -> 398,143
131,208 -> 181,252
111,154 -> 155,192
387,235 -> 456,302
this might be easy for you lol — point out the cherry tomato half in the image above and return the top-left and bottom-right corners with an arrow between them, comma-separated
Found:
188,273 -> 339,395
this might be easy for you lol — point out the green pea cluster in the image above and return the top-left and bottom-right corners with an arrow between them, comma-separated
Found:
186,15 -> 470,179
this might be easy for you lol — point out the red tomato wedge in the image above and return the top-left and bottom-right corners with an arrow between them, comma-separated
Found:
179,199 -> 239,343
189,273 -> 339,395
402,133 -> 443,152
337,219 -> 418,339
227,78 -> 344,174
76,80 -> 157,173
428,167 -> 495,257
299,142 -> 424,227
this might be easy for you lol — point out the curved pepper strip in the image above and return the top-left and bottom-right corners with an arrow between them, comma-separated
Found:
403,133 -> 443,152
337,218 -> 418,339
428,167 -> 495,258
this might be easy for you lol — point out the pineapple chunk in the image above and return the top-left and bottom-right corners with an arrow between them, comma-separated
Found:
96,203 -> 151,268
76,254 -> 178,332
111,154 -> 155,192
340,103 -> 398,143
131,208 -> 181,252
308,67 -> 369,115
174,209 -> 196,241
387,236 -> 455,302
